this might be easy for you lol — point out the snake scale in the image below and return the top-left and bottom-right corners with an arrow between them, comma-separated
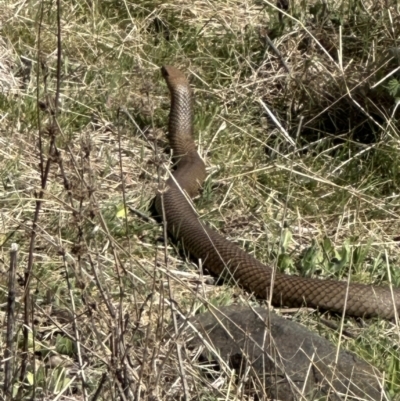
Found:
155,65 -> 400,319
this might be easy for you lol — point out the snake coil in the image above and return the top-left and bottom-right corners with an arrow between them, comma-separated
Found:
155,65 -> 400,319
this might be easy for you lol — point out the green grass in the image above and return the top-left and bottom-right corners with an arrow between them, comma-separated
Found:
0,0 -> 400,399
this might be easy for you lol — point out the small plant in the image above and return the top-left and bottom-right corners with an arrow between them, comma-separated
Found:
387,78 -> 400,98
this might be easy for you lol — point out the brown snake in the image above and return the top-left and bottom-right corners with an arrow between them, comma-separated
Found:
156,65 -> 400,319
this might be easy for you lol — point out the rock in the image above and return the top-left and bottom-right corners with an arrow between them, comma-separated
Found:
182,306 -> 384,400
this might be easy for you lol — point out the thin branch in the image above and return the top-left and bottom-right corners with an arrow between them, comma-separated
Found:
4,244 -> 18,400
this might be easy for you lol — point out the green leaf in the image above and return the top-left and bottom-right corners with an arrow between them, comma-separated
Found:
300,239 -> 323,276
116,203 -> 127,218
27,372 -> 34,385
280,228 -> 292,252
387,78 -> 400,97
278,253 -> 294,271
337,240 -> 351,266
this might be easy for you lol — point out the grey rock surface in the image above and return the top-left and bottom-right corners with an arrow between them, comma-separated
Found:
183,306 -> 384,400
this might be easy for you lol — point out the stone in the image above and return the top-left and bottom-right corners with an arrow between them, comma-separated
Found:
182,306 -> 384,400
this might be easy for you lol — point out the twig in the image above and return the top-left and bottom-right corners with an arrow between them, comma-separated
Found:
115,108 -> 141,399
91,372 -> 108,401
88,254 -> 116,318
4,243 -> 18,400
159,191 -> 190,400
62,251 -> 88,401
20,0 -> 46,384
258,98 -> 296,146
264,34 -> 291,74
21,0 -> 64,386
127,205 -> 157,224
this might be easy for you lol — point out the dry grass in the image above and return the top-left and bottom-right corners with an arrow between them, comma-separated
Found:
0,0 -> 400,399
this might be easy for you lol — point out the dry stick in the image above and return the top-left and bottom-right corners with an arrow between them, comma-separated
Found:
50,80 -> 141,401
116,109 -> 134,272
159,191 -> 190,401
135,178 -> 159,399
153,286 -> 208,393
90,210 -> 133,399
151,100 -> 190,397
91,372 -> 108,401
54,0 -> 88,397
90,207 -> 137,400
135,304 -> 154,400
326,253 -> 352,401
263,117 -> 303,399
149,256 -> 164,398
33,303 -> 110,367
88,255 -> 116,318
263,33 -> 291,74
116,109 -> 139,398
54,107 -> 125,396
36,4 -> 45,182
127,205 -> 156,223
119,106 -> 164,399
89,249 -> 121,396
54,0 -> 62,114
267,117 -> 302,311
61,252 -> 88,401
328,23 -> 360,374
258,99 -> 296,146
19,0 -> 58,383
144,92 -> 170,399
62,115 -> 124,396
4,244 -> 18,399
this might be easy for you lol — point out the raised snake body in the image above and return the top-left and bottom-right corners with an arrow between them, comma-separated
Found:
156,65 -> 400,319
